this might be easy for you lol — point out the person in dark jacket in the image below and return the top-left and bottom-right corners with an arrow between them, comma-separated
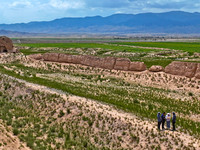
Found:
161,112 -> 166,130
157,112 -> 162,130
172,112 -> 176,131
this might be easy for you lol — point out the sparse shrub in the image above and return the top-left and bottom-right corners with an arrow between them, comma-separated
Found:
188,92 -> 193,96
13,128 -> 19,135
58,110 -> 65,118
67,108 -> 71,114
130,133 -> 139,143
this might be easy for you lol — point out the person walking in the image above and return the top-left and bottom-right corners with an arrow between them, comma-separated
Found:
166,113 -> 171,130
172,112 -> 176,131
161,112 -> 166,130
157,112 -> 162,130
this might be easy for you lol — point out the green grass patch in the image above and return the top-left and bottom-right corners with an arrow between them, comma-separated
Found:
20,49 -> 50,55
142,59 -> 173,68
113,42 -> 200,53
18,43 -> 160,53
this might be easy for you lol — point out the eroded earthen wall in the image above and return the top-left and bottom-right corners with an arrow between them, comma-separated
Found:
35,53 -> 147,72
0,36 -> 16,53
29,53 -> 200,79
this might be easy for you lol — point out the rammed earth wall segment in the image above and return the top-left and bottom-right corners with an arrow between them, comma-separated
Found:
165,61 -> 198,78
34,53 -> 147,72
30,53 -> 200,79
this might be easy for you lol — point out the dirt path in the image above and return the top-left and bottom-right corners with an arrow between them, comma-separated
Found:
5,74 -> 199,149
105,43 -> 177,51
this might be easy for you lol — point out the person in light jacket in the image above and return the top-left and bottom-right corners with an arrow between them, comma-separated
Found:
172,112 -> 176,131
166,113 -> 171,129
157,112 -> 162,130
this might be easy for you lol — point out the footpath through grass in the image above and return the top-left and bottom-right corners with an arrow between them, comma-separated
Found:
0,64 -> 200,137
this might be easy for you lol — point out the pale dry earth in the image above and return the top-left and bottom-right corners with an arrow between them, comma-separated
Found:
0,53 -> 200,149
1,73 -> 200,150
0,121 -> 30,150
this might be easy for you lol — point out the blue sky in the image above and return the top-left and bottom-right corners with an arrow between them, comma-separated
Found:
0,0 -> 200,24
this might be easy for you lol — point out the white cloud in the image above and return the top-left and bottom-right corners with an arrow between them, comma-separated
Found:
49,0 -> 84,9
0,0 -> 200,23
9,0 -> 32,8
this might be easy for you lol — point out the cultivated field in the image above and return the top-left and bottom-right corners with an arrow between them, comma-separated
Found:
0,39 -> 200,149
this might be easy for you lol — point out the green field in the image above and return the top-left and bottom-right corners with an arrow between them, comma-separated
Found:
114,42 -> 200,53
18,43 -> 159,53
19,42 -> 199,68
19,41 -> 200,53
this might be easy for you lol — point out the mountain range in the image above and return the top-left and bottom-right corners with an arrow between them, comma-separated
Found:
1,11 -> 200,34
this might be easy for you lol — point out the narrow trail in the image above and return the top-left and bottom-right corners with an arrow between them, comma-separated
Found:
104,43 -> 177,51
5,74 -> 200,149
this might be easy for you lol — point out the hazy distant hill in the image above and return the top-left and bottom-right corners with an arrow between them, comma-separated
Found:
0,30 -> 43,37
1,11 -> 200,34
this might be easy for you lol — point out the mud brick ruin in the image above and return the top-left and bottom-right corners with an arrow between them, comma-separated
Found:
0,36 -> 17,53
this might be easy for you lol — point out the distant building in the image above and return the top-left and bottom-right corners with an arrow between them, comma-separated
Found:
0,36 -> 18,53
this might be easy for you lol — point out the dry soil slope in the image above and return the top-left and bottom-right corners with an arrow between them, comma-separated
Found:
0,121 -> 30,150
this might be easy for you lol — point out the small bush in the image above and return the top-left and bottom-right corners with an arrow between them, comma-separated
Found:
13,128 -> 19,135
58,110 -> 65,118
188,92 -> 193,96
